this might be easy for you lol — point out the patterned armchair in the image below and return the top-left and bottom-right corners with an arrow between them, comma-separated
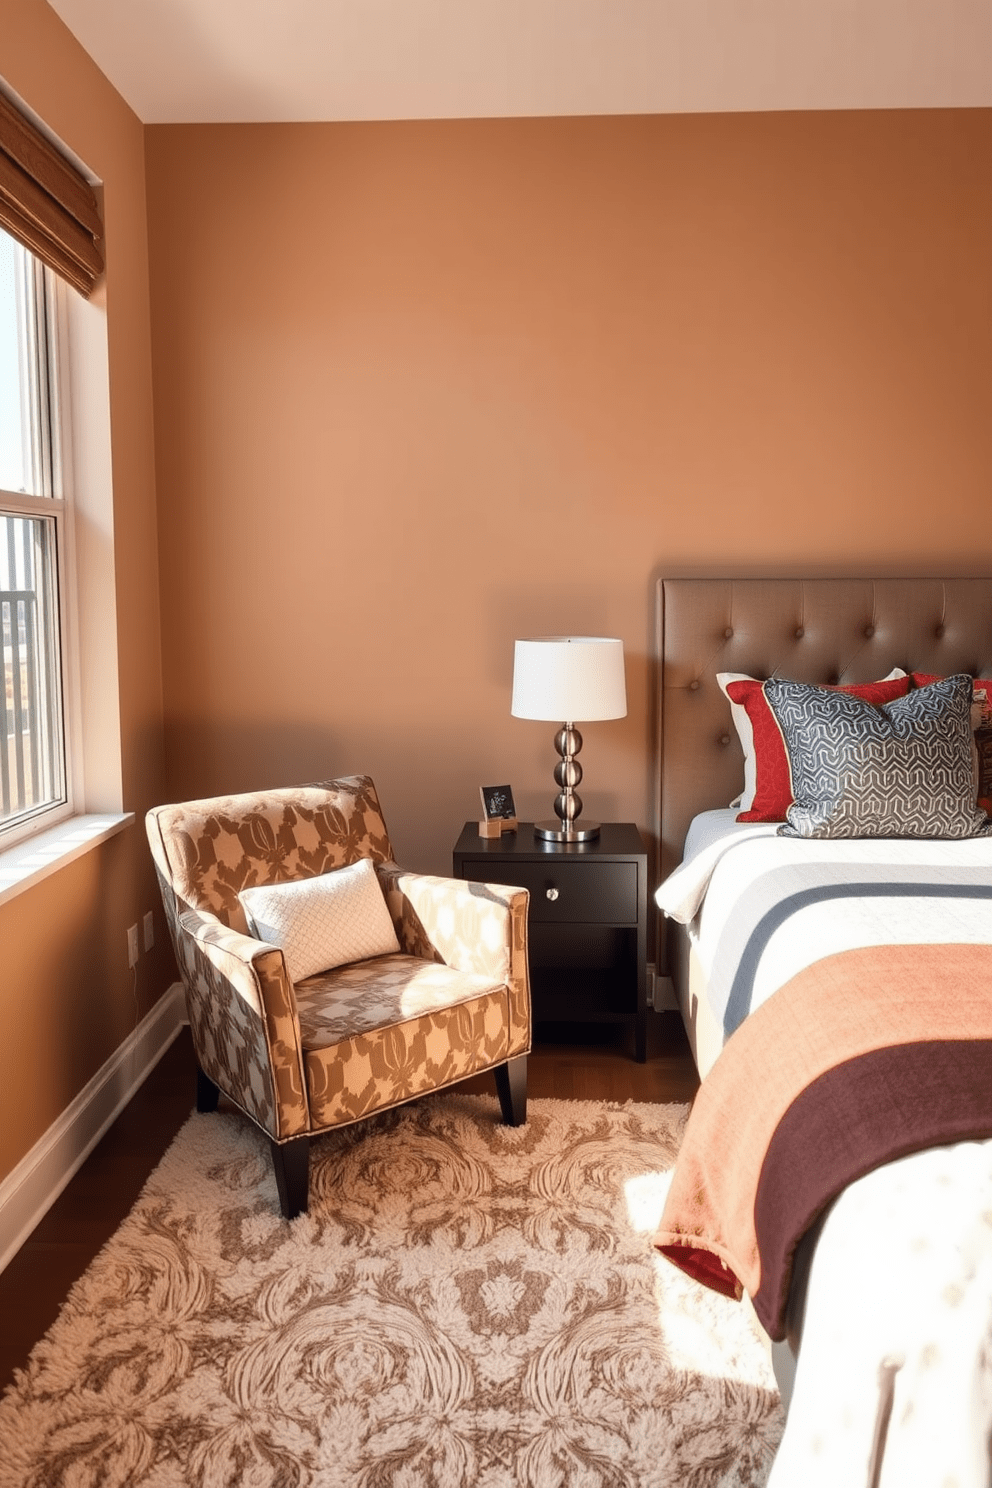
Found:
146,776 -> 530,1218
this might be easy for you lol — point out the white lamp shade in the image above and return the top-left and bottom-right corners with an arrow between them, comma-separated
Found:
511,637 -> 627,722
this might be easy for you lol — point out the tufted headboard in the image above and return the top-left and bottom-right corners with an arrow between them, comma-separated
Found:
656,577 -> 992,888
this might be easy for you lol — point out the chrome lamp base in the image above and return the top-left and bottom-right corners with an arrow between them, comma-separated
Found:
534,818 -> 601,842
533,722 -> 601,842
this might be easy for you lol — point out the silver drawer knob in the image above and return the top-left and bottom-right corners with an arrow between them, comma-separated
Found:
546,887 -> 559,901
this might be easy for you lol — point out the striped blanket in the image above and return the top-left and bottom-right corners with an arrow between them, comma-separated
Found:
653,941 -> 992,1340
656,815 -> 992,1041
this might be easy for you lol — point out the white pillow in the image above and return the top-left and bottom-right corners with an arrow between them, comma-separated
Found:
239,858 -> 400,982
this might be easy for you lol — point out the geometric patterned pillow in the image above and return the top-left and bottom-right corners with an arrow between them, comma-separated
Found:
718,670 -> 911,822
912,672 -> 992,817
764,673 -> 992,840
979,727 -> 992,819
239,858 -> 400,983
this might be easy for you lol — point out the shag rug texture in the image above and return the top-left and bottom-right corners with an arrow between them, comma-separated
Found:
0,1096 -> 783,1488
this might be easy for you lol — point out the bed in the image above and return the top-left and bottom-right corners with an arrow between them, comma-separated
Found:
650,577 -> 992,1487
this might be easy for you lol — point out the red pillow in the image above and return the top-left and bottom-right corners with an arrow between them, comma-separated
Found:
720,673 -> 912,823
911,673 -> 992,816
910,671 -> 992,702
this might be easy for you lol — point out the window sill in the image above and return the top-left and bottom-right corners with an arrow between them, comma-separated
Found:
0,813 -> 135,909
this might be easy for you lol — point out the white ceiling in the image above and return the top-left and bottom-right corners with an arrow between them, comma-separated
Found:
46,0 -> 992,125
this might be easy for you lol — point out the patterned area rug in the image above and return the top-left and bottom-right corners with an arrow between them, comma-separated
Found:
0,1096 -> 783,1487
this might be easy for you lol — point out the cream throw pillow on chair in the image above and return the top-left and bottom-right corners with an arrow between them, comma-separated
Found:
239,858 -> 400,983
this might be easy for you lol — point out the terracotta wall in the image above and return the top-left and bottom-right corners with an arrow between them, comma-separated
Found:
0,0 -> 171,1183
0,44 -> 989,1189
146,109 -> 992,879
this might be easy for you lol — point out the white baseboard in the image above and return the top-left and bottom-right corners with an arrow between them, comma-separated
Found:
0,982 -> 187,1274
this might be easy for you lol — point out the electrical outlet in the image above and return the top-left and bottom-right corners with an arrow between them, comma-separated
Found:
143,910 -> 155,952
127,924 -> 139,969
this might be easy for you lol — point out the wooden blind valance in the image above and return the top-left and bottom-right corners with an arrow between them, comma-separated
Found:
0,90 -> 103,298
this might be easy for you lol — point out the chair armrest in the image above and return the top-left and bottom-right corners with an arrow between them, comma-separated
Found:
175,907 -> 310,1140
377,867 -> 531,1054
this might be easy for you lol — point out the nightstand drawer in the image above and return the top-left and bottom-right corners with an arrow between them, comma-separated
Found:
463,860 -> 638,925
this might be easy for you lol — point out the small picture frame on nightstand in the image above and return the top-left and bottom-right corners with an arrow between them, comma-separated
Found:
479,784 -> 517,838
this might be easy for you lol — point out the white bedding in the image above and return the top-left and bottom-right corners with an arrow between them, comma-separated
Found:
767,1139 -> 992,1488
657,821 -> 992,1043
657,816 -> 992,1485
680,807 -> 772,868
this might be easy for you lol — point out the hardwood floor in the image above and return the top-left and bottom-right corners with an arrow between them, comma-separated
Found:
0,1012 -> 698,1394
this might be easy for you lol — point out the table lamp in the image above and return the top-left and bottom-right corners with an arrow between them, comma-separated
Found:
511,636 -> 627,841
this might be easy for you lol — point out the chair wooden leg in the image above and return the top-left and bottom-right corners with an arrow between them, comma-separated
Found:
196,1066 -> 220,1113
494,1055 -> 527,1127
271,1135 -> 310,1219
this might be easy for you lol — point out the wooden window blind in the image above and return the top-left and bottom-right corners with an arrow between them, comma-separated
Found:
0,90 -> 103,298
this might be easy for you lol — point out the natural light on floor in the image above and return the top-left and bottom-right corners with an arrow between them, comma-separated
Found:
623,1168 -> 776,1389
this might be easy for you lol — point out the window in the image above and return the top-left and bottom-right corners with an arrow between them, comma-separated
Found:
0,225 -> 71,846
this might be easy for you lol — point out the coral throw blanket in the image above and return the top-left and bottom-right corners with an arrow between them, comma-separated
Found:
653,943 -> 992,1340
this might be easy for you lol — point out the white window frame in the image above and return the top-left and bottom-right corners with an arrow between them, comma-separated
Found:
0,247 -> 78,851
0,229 -> 130,898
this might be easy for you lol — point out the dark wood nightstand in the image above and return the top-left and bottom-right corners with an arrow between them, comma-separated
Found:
453,821 -> 649,1061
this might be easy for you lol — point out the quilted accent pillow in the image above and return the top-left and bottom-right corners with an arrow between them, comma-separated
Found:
239,858 -> 400,983
717,671 -> 910,822
763,673 -> 992,840
912,672 -> 992,818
